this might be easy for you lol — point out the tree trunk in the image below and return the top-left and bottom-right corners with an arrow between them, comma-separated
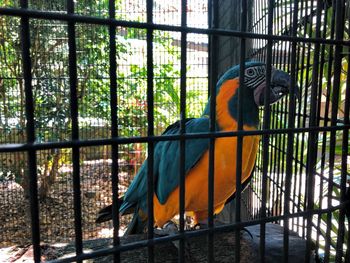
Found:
39,149 -> 61,200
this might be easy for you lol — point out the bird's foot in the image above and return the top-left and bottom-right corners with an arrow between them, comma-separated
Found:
192,223 -> 208,230
154,221 -> 178,237
191,219 -> 209,230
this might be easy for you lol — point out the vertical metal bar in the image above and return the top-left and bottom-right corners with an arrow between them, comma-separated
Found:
67,0 -> 83,260
295,0 -> 306,237
335,42 -> 350,263
283,0 -> 299,262
278,1 -> 290,229
207,0 -> 218,262
208,0 -> 218,97
236,0 -> 249,262
301,0 -> 314,240
259,0 -> 264,61
19,0 -> 40,261
315,2 -> 331,255
277,1 -> 297,231
324,1 -> 345,261
259,0 -> 274,261
146,1 -> 154,262
319,2 -> 336,253
274,82 -> 283,225
179,0 -> 187,262
108,1 -> 120,262
315,1 -> 332,258
291,0 -> 303,234
300,0 -> 321,261
335,49 -> 350,262
269,0 -> 279,222
256,0 -> 260,60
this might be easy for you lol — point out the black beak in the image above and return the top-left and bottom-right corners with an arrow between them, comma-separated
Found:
254,68 -> 299,106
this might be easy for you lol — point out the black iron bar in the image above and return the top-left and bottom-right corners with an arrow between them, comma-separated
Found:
19,0 -> 41,261
268,0 -> 280,222
108,0 -> 120,262
321,0 -> 337,259
301,0 -> 321,261
2,1 -> 349,262
259,0 -> 274,260
324,0 -> 345,261
269,117 -> 276,220
316,1 -> 332,258
207,0 -> 218,262
274,99 -> 283,226
259,0 -> 264,62
279,101 -> 288,223
318,0 -> 336,254
255,0 -> 260,60
275,0 -> 289,227
298,0 -> 310,239
67,0 -> 83,261
269,107 -> 276,219
315,2 -> 330,256
49,201 -> 350,263
302,0 -> 315,244
1,124 -> 349,153
291,22 -> 302,232
259,1 -> 274,262
178,0 -> 187,262
236,0 -> 248,261
1,7 -> 350,46
336,46 -> 350,262
335,48 -> 350,262
146,0 -> 154,262
280,0 -> 292,230
258,139 -> 263,210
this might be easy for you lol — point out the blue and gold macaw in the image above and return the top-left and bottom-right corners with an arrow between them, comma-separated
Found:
96,61 -> 294,234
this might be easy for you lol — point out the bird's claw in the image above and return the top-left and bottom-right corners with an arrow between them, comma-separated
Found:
154,221 -> 178,236
192,223 -> 208,230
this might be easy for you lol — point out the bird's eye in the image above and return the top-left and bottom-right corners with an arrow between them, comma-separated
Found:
245,68 -> 255,77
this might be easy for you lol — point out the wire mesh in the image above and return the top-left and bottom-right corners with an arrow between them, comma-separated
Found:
0,0 -> 349,262
0,0 -> 209,260
250,0 -> 349,261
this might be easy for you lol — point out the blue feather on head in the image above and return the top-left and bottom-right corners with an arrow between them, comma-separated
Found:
202,61 -> 265,117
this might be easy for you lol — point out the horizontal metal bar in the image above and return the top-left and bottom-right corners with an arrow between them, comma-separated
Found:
0,7 -> 350,46
1,124 -> 349,153
49,201 -> 349,263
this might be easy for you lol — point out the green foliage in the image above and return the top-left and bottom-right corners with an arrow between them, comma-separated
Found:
0,1 -> 207,197
273,2 -> 350,260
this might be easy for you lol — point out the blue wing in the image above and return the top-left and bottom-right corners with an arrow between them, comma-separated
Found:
120,117 -> 210,214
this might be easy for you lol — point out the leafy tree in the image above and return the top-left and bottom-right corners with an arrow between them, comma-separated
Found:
0,0 -> 206,198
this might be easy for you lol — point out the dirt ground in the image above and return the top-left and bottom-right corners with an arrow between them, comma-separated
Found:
0,159 -> 133,258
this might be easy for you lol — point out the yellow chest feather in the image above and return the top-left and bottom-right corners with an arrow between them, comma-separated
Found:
153,78 -> 260,227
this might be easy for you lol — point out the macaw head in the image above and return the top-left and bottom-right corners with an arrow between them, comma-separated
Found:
216,61 -> 295,105
203,61 -> 297,127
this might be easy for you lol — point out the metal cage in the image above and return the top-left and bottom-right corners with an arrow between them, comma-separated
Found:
0,0 -> 349,262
